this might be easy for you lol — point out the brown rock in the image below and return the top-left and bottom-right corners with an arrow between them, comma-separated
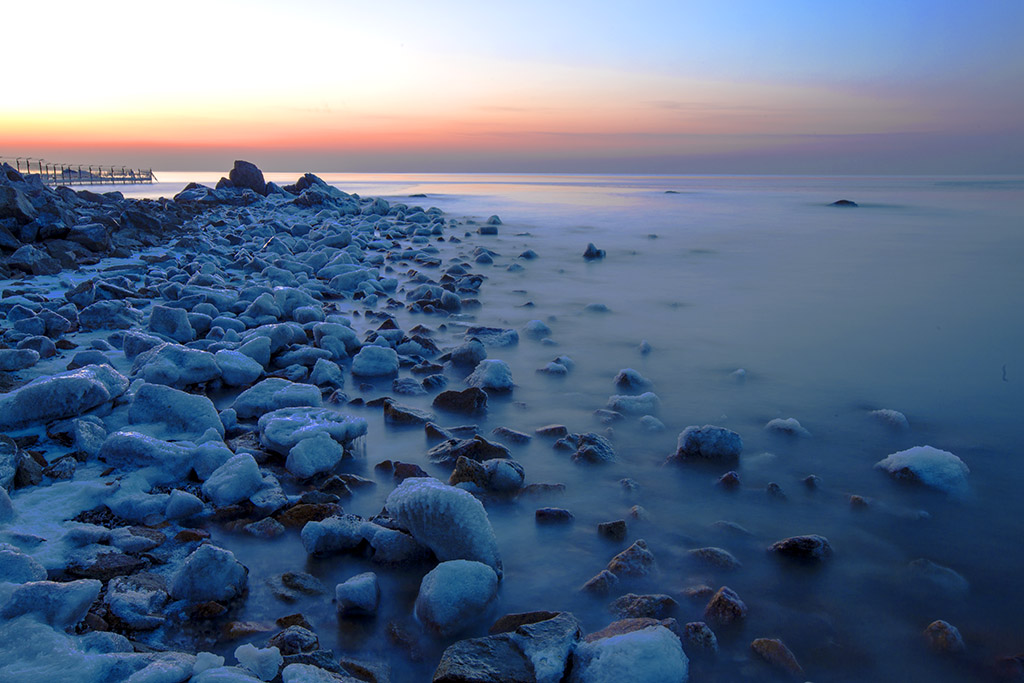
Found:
585,617 -> 681,643
769,534 -> 832,563
223,620 -> 274,640
190,601 -> 227,619
276,613 -> 313,630
276,503 -> 342,528
175,529 -> 210,543
608,593 -> 677,619
703,586 -> 747,626
924,620 -> 966,654
68,552 -> 146,581
683,621 -> 718,655
268,625 -> 319,655
580,570 -> 619,596
751,638 -> 804,677
607,539 -> 655,577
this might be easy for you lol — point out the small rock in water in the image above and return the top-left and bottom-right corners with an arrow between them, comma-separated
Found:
769,534 -> 833,563
535,507 -> 574,524
683,621 -> 719,655
830,199 -> 858,207
582,243 -> 606,260
580,570 -> 619,596
639,339 -> 652,355
718,471 -> 741,489
870,408 -> 910,430
766,482 -> 787,499
336,572 -> 380,616
751,637 -> 804,677
598,520 -> 627,541
687,547 -> 741,570
466,359 -> 515,392
613,368 -> 652,391
764,417 -> 811,437
670,425 -> 743,463
607,539 -> 655,577
803,474 -> 822,489
875,445 -> 969,497
433,387 -> 488,415
609,593 -> 678,619
703,586 -> 747,626
924,620 -> 966,654
415,559 -> 499,637
535,424 -> 569,438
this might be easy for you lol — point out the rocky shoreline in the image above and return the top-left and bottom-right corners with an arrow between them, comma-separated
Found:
0,162 -> 981,682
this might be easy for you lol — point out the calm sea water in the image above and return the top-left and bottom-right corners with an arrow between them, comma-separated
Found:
135,173 -> 1023,680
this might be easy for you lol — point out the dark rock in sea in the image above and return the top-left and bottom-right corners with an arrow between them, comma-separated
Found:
683,621 -> 719,656
433,387 -> 488,415
598,520 -> 627,541
489,611 -> 561,635
383,399 -> 434,426
580,570 -> 619,596
607,539 -> 655,577
609,593 -> 677,619
830,199 -> 858,207
229,160 -> 268,196
477,225 -> 499,235
491,426 -> 531,444
566,432 -> 616,464
427,435 -> 511,466
535,424 -> 569,438
583,242 -> 606,260
718,471 -> 741,489
704,586 -> 747,626
769,534 -> 833,563
751,637 -> 805,677
669,425 -> 743,463
687,547 -> 742,570
432,633 -> 533,683
535,507 -> 574,524
268,625 -> 320,655
924,620 -> 965,654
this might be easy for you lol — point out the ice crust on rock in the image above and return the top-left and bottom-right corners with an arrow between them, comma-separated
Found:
128,382 -> 225,440
202,453 -> 264,506
258,407 -> 367,455
673,425 -> 743,462
385,477 -> 502,576
132,343 -> 221,387
607,392 -> 660,415
570,625 -> 688,683
0,364 -> 129,430
335,571 -> 380,615
215,350 -> 265,386
232,378 -> 322,419
764,417 -> 811,437
414,559 -> 499,637
875,445 -> 969,497
466,359 -> 514,391
286,431 -> 345,479
0,579 -> 101,627
234,643 -> 282,681
170,543 -> 248,603
351,345 -> 399,377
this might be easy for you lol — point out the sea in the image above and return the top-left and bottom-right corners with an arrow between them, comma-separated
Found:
126,172 -> 1023,681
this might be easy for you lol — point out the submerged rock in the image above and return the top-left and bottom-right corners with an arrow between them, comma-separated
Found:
924,619 -> 965,653
751,637 -> 804,677
769,534 -> 833,563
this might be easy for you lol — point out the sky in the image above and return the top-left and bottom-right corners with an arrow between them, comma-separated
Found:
2,0 -> 1023,174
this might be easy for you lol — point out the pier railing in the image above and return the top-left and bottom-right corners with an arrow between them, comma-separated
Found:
0,156 -> 156,186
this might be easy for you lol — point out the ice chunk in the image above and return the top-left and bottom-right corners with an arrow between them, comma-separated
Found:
202,453 -> 264,506
415,560 -> 498,637
466,359 -> 514,392
570,625 -> 688,683
386,477 -> 502,576
193,652 -> 226,675
875,445 -> 969,497
98,431 -> 194,476
169,544 -> 248,603
300,514 -> 367,555
234,643 -> 282,681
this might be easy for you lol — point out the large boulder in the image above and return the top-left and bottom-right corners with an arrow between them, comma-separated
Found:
129,382 -> 224,440
9,245 -> 60,275
415,560 -> 498,637
169,544 -> 248,603
0,364 -> 129,430
229,160 -> 267,195
385,477 -> 502,576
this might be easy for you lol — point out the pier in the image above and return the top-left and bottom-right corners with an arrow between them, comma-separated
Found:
0,156 -> 156,186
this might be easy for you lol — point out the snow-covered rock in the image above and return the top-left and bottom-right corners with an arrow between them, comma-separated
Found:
169,544 -> 247,603
415,560 -> 498,637
285,431 -> 344,479
0,364 -> 129,430
300,514 -> 367,556
129,382 -> 225,440
607,392 -> 660,415
764,417 -> 811,437
351,345 -> 399,377
232,378 -> 322,419
570,625 -> 688,683
672,425 -> 742,462
386,477 -> 502,576
132,343 -> 221,387
258,407 -> 367,455
202,453 -> 264,506
335,572 -> 380,615
98,431 -> 194,477
512,612 -> 583,683
875,445 -> 969,497
466,359 -> 514,392
613,368 -> 652,391
0,579 -> 101,627
870,408 -> 910,430
0,546 -> 48,583
105,574 -> 168,631
234,644 -> 282,681
215,350 -> 265,386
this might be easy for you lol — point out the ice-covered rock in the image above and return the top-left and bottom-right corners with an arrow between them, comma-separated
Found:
511,612 -> 583,683
286,431 -> 344,479
449,456 -> 525,493
567,432 -> 616,464
308,358 -> 345,389
0,364 -> 129,430
0,579 -> 101,627
570,625 -> 688,683
234,643 -> 282,681
300,514 -> 367,556
524,319 -> 552,338
427,435 -> 511,466
233,378 -> 322,419
98,431 -> 194,475
280,663 -> 354,683
129,382 -> 225,440
258,407 -> 367,455
415,560 -> 499,637
0,546 -> 48,583
105,574 -> 168,631
466,359 -> 514,391
335,571 -> 380,615
613,368 -> 652,391
385,477 -> 502,576
133,343 -> 221,387
351,345 -> 399,377
448,339 -> 487,368
875,446 -> 969,497
215,350 -> 265,387
170,544 -> 247,603
870,408 -> 910,429
607,392 -> 660,415
769,534 -> 833,563
194,652 -> 227,675
671,425 -> 742,462
465,326 -> 519,347
202,453 -> 264,506
607,539 -> 656,577
764,417 -> 811,437
149,304 -> 195,343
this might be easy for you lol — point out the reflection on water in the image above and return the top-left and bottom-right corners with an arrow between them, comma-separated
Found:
146,173 -> 1022,680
